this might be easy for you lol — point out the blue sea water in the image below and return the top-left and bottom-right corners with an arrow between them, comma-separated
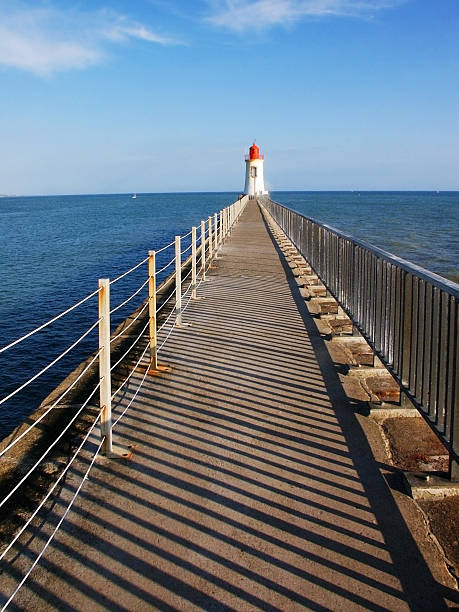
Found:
0,191 -> 458,438
273,191 -> 459,284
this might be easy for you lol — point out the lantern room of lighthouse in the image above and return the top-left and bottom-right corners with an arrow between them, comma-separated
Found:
244,143 -> 268,196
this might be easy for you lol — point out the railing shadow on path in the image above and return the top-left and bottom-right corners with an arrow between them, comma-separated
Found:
2,201 -> 458,611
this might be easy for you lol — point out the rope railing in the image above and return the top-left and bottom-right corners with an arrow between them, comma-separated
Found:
155,238 -> 175,255
109,255 -> 149,286
157,323 -> 176,354
155,255 -> 175,276
112,341 -> 151,424
0,381 -> 101,510
156,289 -> 176,315
0,434 -> 105,612
0,348 -> 102,460
157,300 -> 177,333
110,277 -> 149,315
0,318 -> 101,406
110,318 -> 149,373
0,194 -> 249,608
181,242 -> 193,256
110,300 -> 149,344
0,287 -> 100,355
0,405 -> 103,564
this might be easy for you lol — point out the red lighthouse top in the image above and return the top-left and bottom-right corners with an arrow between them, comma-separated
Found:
249,143 -> 260,160
245,143 -> 264,161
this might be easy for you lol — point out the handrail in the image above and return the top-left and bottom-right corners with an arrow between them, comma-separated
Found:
262,198 -> 458,479
271,204 -> 458,297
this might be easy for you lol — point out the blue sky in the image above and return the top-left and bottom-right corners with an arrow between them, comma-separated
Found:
0,0 -> 458,194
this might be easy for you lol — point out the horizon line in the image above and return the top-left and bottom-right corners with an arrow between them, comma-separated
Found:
2,189 -> 459,198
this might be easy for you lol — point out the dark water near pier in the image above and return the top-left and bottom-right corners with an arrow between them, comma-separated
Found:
1,191 -> 458,438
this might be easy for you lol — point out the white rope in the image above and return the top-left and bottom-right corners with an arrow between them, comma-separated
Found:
155,256 -> 175,276
156,239 -> 175,255
110,278 -> 149,314
157,303 -> 176,333
182,266 -> 193,285
157,324 -> 175,354
110,301 -> 149,344
181,274 -> 194,300
156,290 -> 175,315
181,229 -> 192,239
0,406 -> 103,563
0,381 -> 101,510
181,242 -> 192,256
110,319 -> 149,372
109,256 -> 149,285
0,437 -> 104,612
0,288 -> 100,355
0,349 -> 102,460
112,342 -> 150,424
181,289 -> 194,314
0,319 -> 101,407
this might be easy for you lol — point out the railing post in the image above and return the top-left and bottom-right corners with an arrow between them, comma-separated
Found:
219,210 -> 223,246
148,251 -> 157,370
201,220 -> 206,281
214,213 -> 218,252
208,216 -> 213,261
175,235 -> 182,325
98,278 -> 113,455
191,226 -> 197,299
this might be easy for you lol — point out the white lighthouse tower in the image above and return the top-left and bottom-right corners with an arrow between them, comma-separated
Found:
244,143 -> 268,196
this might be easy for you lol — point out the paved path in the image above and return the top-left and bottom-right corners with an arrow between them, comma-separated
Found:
4,201 -> 454,610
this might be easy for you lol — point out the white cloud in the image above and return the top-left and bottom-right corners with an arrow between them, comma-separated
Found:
102,22 -> 177,46
0,2 -> 179,76
206,0 -> 401,31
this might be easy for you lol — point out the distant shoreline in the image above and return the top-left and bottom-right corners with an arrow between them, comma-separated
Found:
1,190 -> 459,198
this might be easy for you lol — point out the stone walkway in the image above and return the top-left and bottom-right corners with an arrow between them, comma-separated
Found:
2,201 -> 455,610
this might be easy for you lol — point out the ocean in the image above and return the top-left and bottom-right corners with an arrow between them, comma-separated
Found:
1,191 -> 458,438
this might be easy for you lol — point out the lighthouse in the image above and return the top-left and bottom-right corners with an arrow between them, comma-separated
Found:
244,143 -> 268,196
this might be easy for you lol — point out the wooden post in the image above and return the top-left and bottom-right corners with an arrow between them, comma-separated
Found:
98,278 -> 113,455
191,226 -> 197,299
175,236 -> 182,325
208,216 -> 213,261
148,251 -> 157,370
214,213 -> 218,252
219,210 -> 223,246
201,220 -> 206,281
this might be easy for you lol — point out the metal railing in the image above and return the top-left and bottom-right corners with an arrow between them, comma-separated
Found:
262,198 -> 459,480
0,195 -> 248,610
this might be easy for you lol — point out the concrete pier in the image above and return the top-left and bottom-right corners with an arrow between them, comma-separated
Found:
2,201 -> 457,610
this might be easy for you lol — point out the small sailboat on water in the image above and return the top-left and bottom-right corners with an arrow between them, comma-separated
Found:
131,193 -> 137,199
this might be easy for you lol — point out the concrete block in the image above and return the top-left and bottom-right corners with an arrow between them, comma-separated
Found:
309,297 -> 338,314
328,317 -> 353,335
333,338 -> 374,366
309,285 -> 328,298
362,374 -> 400,403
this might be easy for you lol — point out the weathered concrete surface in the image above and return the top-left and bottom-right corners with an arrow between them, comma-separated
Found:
2,201 -> 458,610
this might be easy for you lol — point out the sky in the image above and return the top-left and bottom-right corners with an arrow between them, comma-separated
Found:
0,0 -> 458,195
